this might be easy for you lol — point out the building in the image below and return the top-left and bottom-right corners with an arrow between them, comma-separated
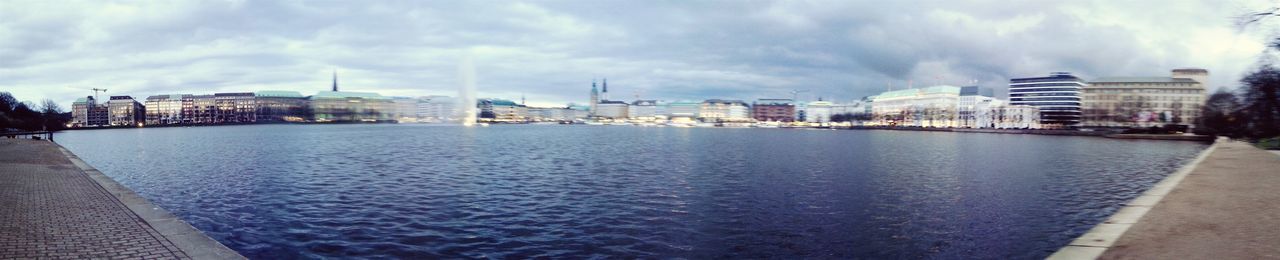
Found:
477,98 -> 525,122
699,99 -> 751,122
106,96 -> 145,127
982,105 -> 1041,129
589,80 -> 600,117
254,91 -> 308,123
1082,68 -> 1208,128
957,86 -> 996,128
1009,72 -> 1084,127
666,101 -> 701,123
310,91 -> 393,122
213,92 -> 257,123
71,96 -> 108,127
416,95 -> 456,122
189,95 -> 216,124
630,100 -> 660,121
390,97 -> 418,123
752,99 -> 795,122
805,100 -> 834,123
870,85 -> 962,127
144,94 -> 191,125
595,100 -> 629,119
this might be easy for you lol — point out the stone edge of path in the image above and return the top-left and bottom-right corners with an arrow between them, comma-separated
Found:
1045,137 -> 1222,260
53,143 -> 246,260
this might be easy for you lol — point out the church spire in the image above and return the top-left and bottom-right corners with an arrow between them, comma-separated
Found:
332,70 -> 339,92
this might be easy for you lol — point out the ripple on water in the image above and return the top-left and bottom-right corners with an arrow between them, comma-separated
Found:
53,125 -> 1207,259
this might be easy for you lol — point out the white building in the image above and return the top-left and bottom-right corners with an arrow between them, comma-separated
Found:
699,99 -> 751,122
870,85 -> 962,127
805,101 -> 833,123
416,95 -> 456,122
666,101 -> 701,122
596,101 -> 629,119
629,100 -> 660,121
1082,68 -> 1208,128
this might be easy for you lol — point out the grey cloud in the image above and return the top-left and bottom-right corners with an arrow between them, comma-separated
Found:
0,0 -> 1267,107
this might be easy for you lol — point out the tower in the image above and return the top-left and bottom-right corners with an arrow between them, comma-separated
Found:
602,78 -> 609,101
332,70 -> 339,92
589,79 -> 599,116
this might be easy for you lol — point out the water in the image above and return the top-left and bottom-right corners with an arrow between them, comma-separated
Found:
55,124 -> 1207,259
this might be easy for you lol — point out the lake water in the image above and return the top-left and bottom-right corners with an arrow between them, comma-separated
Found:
56,124 -> 1206,259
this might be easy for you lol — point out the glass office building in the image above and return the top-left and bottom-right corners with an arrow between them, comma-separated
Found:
1008,72 -> 1084,127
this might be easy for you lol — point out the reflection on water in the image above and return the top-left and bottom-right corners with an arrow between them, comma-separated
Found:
57,125 -> 1206,259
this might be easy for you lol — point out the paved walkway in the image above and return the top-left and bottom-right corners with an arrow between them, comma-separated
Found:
1097,140 -> 1280,259
0,139 -> 241,259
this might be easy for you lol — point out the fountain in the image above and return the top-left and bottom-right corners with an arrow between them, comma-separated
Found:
457,54 -> 478,126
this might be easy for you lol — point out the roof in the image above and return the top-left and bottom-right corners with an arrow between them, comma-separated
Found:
478,98 -> 518,106
599,100 -> 628,105
146,94 -> 189,100
873,85 -> 961,100
702,99 -> 748,106
1090,77 -> 1199,84
73,97 -> 89,103
310,91 -> 389,100
255,90 -> 305,98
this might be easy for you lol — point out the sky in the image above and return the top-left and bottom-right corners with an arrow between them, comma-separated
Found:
1,0 -> 1277,108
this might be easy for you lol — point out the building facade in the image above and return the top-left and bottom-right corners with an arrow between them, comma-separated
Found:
310,91 -> 393,122
144,94 -> 191,125
698,99 -> 751,122
107,96 -> 145,127
805,101 -> 833,123
595,100 -> 629,119
870,85 -> 961,127
415,95 -> 457,122
71,96 -> 109,127
666,101 -> 701,122
255,91 -> 308,123
213,92 -> 257,123
752,99 -> 795,122
1082,68 -> 1208,128
1009,72 -> 1084,127
477,98 -> 525,122
629,100 -> 659,121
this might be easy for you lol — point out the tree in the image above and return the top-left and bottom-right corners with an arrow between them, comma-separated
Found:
40,99 -> 68,131
1240,66 -> 1280,138
1196,88 -> 1246,137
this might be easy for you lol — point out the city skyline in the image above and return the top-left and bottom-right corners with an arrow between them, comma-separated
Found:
2,1 -> 1272,108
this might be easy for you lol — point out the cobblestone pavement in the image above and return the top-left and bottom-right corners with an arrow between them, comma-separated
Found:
0,139 -> 189,259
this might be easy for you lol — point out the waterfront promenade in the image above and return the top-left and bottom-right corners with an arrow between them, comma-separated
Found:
0,139 -> 242,259
1053,139 -> 1280,259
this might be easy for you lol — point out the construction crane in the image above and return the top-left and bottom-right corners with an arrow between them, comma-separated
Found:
66,86 -> 108,101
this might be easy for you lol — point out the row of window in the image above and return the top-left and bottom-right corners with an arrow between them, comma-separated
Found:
1085,88 -> 1201,94
1011,97 -> 1081,101
1011,92 -> 1079,97
1010,88 -> 1081,93
1011,102 -> 1081,106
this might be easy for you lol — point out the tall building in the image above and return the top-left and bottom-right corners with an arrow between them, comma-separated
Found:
1082,68 -> 1208,128
752,99 -> 795,122
1009,72 -> 1084,127
107,96 -> 145,127
332,70 -> 339,92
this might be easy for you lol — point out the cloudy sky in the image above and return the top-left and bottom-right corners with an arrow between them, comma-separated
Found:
1,0 -> 1276,108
